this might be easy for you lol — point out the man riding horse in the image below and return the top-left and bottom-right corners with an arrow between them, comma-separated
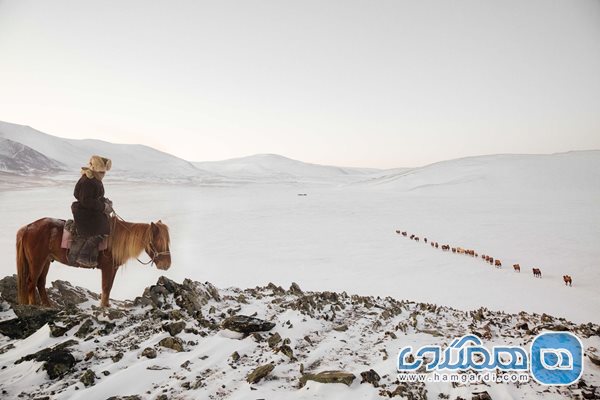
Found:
70,155 -> 114,268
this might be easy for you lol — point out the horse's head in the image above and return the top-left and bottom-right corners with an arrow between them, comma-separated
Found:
146,220 -> 171,270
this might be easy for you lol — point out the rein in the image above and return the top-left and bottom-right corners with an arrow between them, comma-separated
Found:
138,242 -> 171,265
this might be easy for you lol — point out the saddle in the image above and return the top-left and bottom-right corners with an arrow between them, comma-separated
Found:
63,220 -> 108,268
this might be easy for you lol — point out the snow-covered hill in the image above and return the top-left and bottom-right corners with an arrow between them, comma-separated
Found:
193,154 -> 380,184
0,138 -> 64,174
1,276 -> 599,400
0,121 -> 214,182
0,121 -> 383,184
355,151 -> 600,196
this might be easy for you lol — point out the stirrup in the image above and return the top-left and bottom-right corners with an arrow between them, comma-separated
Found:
76,258 -> 98,268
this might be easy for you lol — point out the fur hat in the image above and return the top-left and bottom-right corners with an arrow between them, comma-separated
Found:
81,155 -> 112,178
89,155 -> 112,172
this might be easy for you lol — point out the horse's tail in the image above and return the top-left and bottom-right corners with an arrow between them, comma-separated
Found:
16,225 -> 29,304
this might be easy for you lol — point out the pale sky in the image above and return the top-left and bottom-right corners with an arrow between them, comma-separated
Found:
0,0 -> 599,168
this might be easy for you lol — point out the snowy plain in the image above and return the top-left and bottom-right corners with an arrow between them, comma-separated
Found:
1,150 -> 599,325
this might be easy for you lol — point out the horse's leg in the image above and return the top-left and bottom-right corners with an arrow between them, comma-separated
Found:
100,265 -> 117,308
26,256 -> 44,305
37,260 -> 52,307
27,276 -> 38,305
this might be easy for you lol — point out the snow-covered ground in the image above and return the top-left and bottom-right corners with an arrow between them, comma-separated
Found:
1,150 -> 599,324
1,276 -> 599,400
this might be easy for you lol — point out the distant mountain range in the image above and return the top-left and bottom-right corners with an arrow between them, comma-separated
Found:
0,121 -> 379,184
1,120 -> 599,192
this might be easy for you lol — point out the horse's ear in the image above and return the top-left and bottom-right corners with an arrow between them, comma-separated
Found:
158,219 -> 162,224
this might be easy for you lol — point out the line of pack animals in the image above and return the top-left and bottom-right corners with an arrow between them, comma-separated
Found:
395,230 -> 573,286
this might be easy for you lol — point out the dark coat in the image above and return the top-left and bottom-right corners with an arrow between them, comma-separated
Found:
71,175 -> 109,237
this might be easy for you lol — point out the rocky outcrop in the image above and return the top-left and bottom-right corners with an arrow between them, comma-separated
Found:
360,369 -> 381,387
0,305 -> 59,339
49,280 -> 100,307
299,371 -> 356,387
221,315 -> 275,334
246,363 -> 274,384
0,274 -> 18,305
0,275 -> 599,400
159,337 -> 184,352
163,321 -> 186,336
80,369 -> 96,386
134,276 -> 220,318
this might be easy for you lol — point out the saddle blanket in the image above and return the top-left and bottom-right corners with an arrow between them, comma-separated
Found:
61,226 -> 108,251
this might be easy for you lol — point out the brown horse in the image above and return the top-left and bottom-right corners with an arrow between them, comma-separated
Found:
532,268 -> 542,278
513,264 -> 521,272
563,275 -> 572,286
16,216 -> 171,307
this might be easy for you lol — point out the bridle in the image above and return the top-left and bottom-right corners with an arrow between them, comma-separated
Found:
137,241 -> 171,266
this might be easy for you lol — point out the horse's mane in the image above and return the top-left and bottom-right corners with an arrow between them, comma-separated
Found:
108,218 -> 150,266
107,217 -> 169,266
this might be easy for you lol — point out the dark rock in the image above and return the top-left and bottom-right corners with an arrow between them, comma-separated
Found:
0,343 -> 15,355
581,388 -> 597,400
246,363 -> 275,384
333,324 -> 348,332
0,306 -> 59,339
0,275 -> 18,305
43,350 -> 76,379
99,321 -> 116,336
15,339 -> 78,364
472,391 -> 492,400
163,321 -> 186,336
80,369 -> 96,386
112,352 -> 124,362
278,345 -> 295,360
106,397 -> 143,400
138,277 -> 220,319
49,318 -> 80,337
107,309 -> 126,320
48,323 -> 70,337
360,369 -> 381,387
231,351 -> 240,362
299,371 -> 355,387
541,313 -> 553,323
589,352 -> 600,367
251,332 -> 265,342
289,282 -> 303,295
48,280 -> 98,307
75,319 -> 94,338
159,337 -> 184,352
266,282 -> 286,295
516,322 -> 529,330
221,315 -> 275,334
142,347 -> 157,359
383,382 -> 427,399
267,332 -> 282,348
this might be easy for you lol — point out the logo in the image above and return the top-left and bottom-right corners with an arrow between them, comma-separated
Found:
397,334 -> 527,372
530,332 -> 583,385
397,331 -> 583,386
